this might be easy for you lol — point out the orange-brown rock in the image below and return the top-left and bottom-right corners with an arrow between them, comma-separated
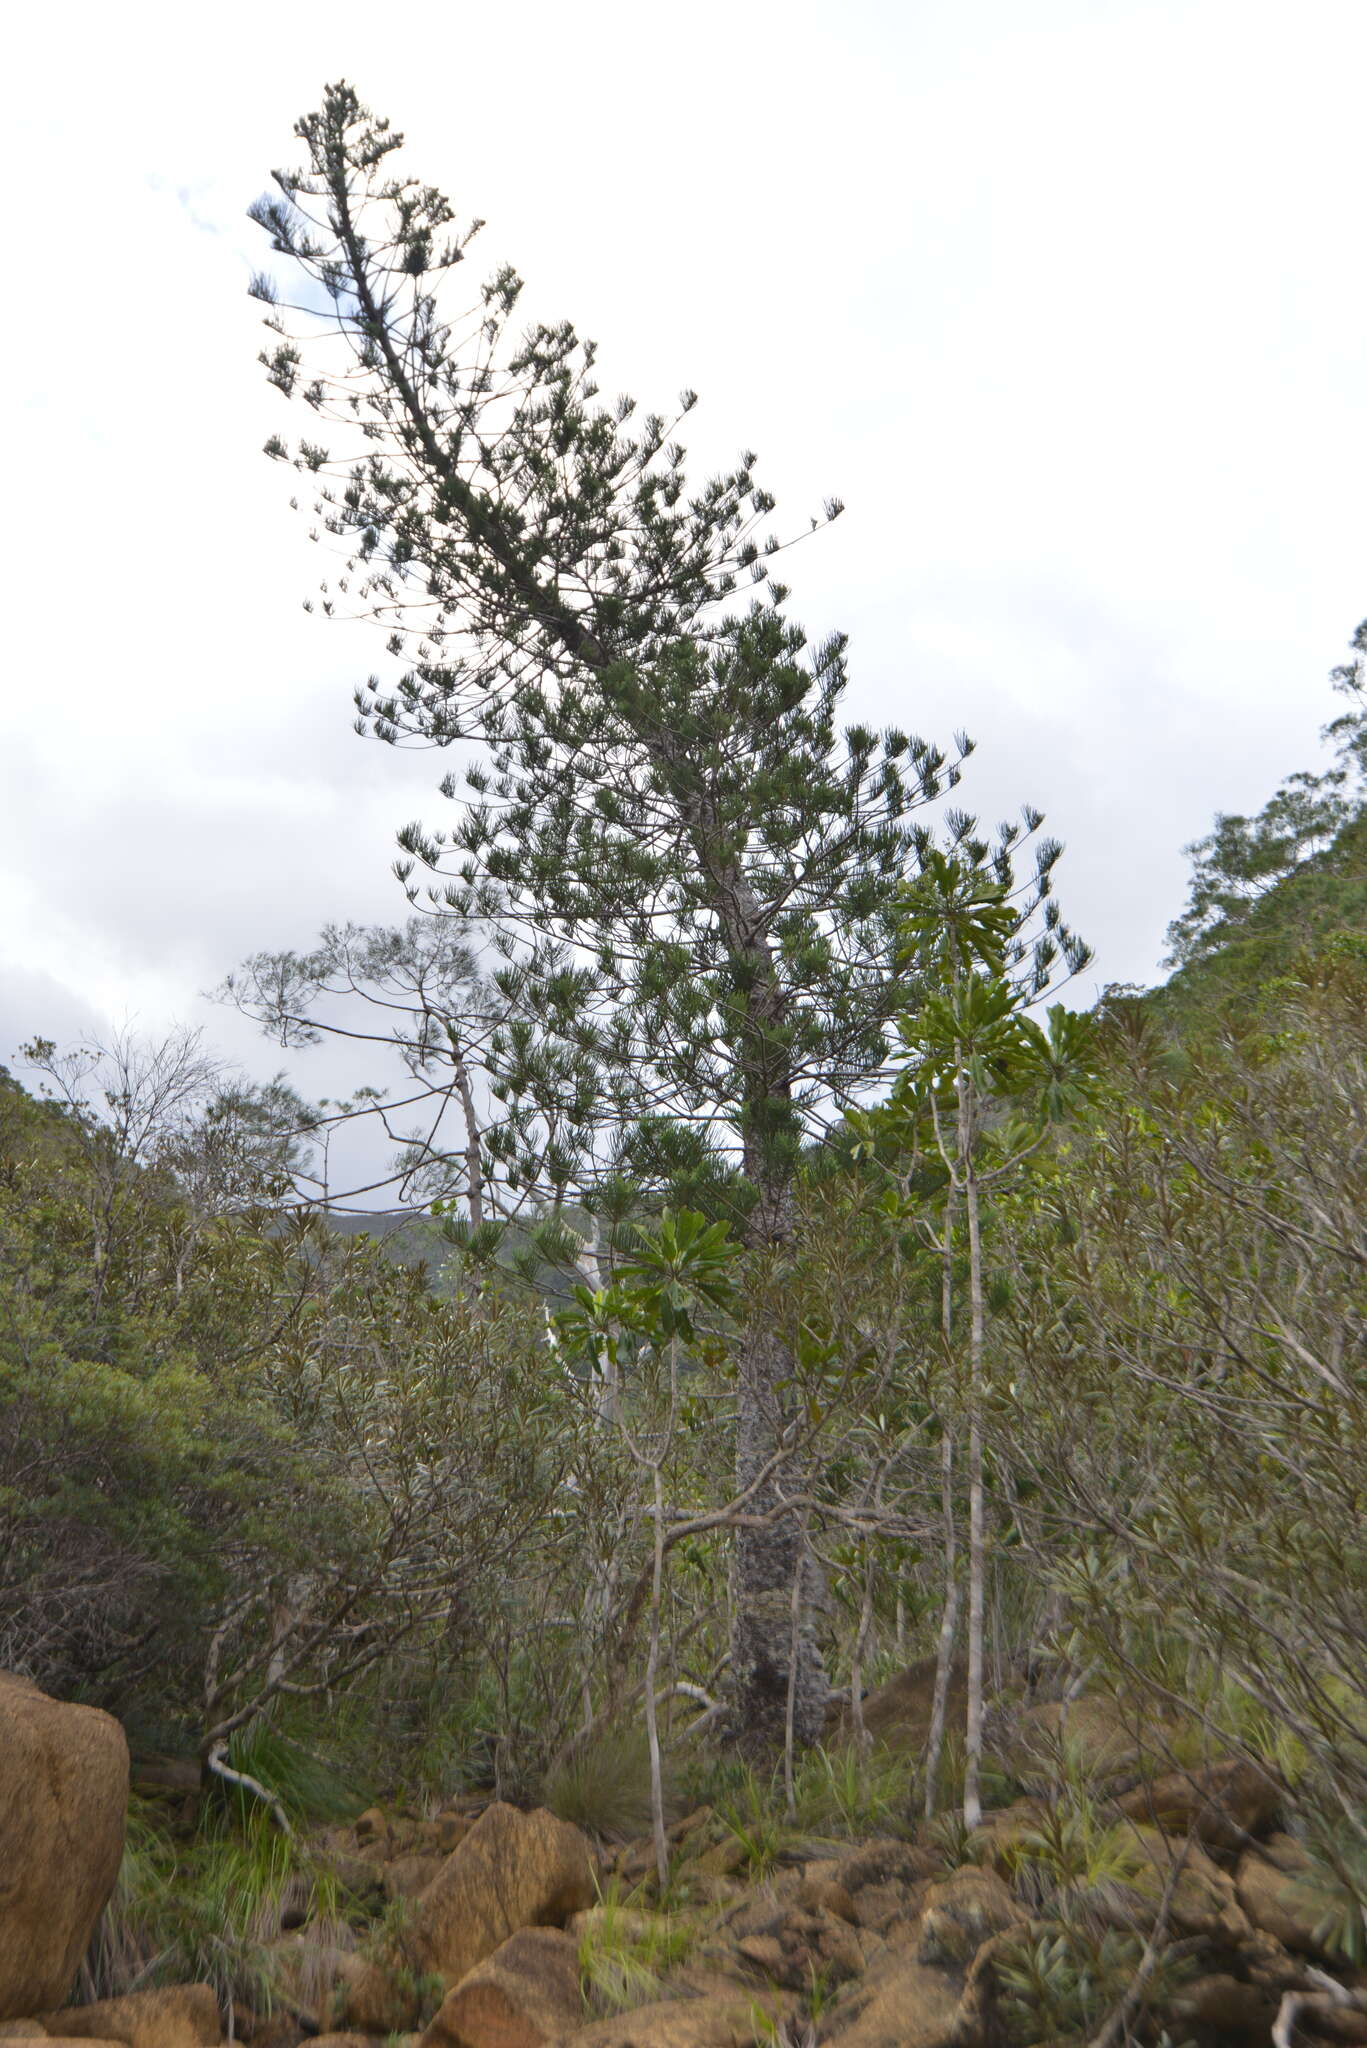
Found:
0,1674 -> 130,2019
1008,1696 -> 1150,1792
385,1854 -> 447,1901
557,1989 -> 795,2047
914,1866 -> 1023,1967
1116,1756 -> 1282,1849
40,1989 -> 219,2048
267,1936 -> 411,2036
1236,1834 -> 1338,1957
722,1902 -> 864,1993
34,2039 -> 132,2048
693,1839 -> 747,1879
829,1657 -> 965,1758
1168,1970 -> 1280,2039
831,1841 -> 936,1895
231,2010 -> 304,2048
421,1928 -> 581,2048
564,1908 -> 660,1949
968,1799 -> 1050,1877
1115,1824 -> 1251,1944
816,1955 -> 964,2048
791,1876 -> 858,1925
412,1803 -> 596,1987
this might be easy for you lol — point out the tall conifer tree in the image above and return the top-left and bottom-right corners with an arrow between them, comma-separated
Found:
249,84 -> 983,1752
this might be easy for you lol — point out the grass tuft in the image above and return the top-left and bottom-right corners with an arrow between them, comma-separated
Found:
543,1727 -> 680,1842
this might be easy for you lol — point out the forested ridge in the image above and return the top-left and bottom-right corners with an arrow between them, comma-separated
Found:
1,84 -> 1362,2048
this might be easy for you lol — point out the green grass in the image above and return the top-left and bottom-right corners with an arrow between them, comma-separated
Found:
77,1801 -> 348,2005
576,1878 -> 699,2016
789,1743 -> 917,1840
543,1726 -> 680,1842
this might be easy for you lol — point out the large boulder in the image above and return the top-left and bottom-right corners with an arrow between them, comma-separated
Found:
411,1805 -> 596,1988
1115,1756 -> 1282,1850
41,1989 -> 219,2048
420,1928 -> 582,2048
1115,1824 -> 1251,1945
1236,1834 -> 1340,1959
829,1658 -> 964,1757
0,1673 -> 129,2017
1007,1696 -> 1151,1794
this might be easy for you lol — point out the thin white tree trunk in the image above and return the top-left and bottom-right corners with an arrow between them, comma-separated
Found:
925,1432 -> 960,1820
644,1464 -> 669,1892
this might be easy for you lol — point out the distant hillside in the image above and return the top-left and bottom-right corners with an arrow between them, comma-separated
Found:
1155,808 -> 1367,1018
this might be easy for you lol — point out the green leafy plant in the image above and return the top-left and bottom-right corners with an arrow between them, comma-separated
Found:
576,1879 -> 698,2016
996,1923 -> 1189,2047
714,1768 -> 795,1879
790,1743 -> 915,1840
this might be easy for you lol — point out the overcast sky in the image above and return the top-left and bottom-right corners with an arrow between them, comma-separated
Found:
4,0 -> 1364,1157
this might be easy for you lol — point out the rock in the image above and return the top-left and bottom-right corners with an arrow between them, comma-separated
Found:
684,1875 -> 747,1909
668,1810 -> 713,1851
411,1804 -> 596,1987
1116,1824 -> 1251,1945
234,2013 -> 304,2048
914,1867 -> 1023,1968
40,1990 -> 219,2048
968,1799 -> 1050,1877
319,1851 -> 388,1907
1115,1756 -> 1282,1849
337,1956 -> 420,2036
0,2029 -> 45,2039
1168,1971 -> 1279,2039
829,1656 -> 965,1757
386,1854 -> 448,1901
791,1877 -> 858,1925
565,1908 -> 660,1949
694,1840 -> 747,1879
128,1755 -> 200,1800
832,1841 -> 936,1896
845,1884 -> 914,1937
421,1927 -> 582,2048
0,1672 -> 129,2020
557,1990 -> 795,2047
722,1902 -> 864,1994
308,2038 -> 384,2048
1289,1997 -> 1367,2044
266,1937 -> 411,2036
1008,1696 -> 1149,1793
1236,1834 -> 1339,1958
816,1956 -> 964,2048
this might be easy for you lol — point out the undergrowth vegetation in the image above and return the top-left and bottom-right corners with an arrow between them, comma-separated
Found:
1,84 -> 1363,2040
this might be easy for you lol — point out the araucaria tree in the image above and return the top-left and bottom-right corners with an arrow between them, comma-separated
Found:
249,84 -> 988,1753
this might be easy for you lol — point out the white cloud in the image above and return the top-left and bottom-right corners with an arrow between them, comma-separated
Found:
4,0 -> 1363,1146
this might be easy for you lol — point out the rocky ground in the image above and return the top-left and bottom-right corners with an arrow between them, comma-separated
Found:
3,1668 -> 1365,2048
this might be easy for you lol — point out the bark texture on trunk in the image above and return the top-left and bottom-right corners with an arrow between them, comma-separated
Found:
729,1321 -> 829,1758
